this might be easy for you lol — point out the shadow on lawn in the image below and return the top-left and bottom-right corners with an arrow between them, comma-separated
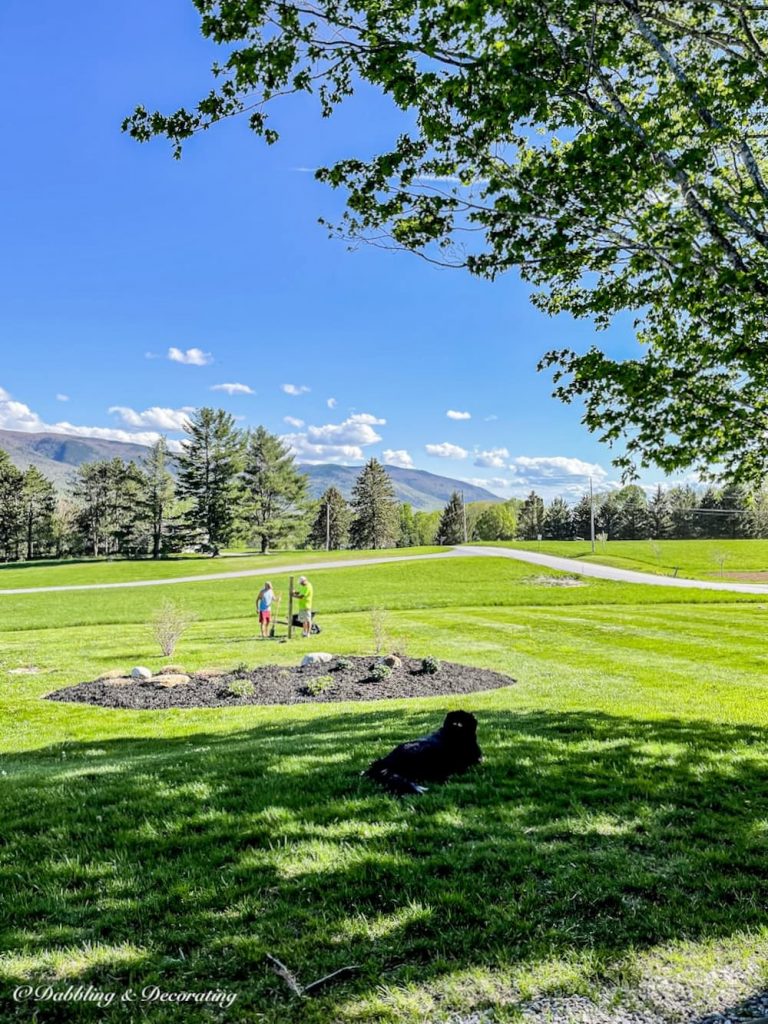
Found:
2,707 -> 768,1022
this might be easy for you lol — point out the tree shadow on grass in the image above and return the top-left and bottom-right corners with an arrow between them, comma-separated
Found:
2,708 -> 768,1022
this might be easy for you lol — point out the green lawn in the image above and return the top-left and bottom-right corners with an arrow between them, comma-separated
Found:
2,557 -> 768,1022
0,546 -> 445,590
490,537 -> 768,580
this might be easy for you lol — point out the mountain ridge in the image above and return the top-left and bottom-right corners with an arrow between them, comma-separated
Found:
0,428 -> 502,511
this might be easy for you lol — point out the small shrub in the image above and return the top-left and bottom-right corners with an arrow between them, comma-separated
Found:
370,606 -> 392,655
152,601 -> 197,657
421,656 -> 441,675
370,662 -> 392,682
232,661 -> 250,678
228,678 -> 255,698
334,657 -> 352,671
306,674 -> 334,696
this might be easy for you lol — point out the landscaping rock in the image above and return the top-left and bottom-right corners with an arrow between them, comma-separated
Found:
301,652 -> 334,667
161,665 -> 187,675
195,667 -> 228,678
131,666 -> 153,681
383,655 -> 402,669
96,669 -> 126,681
153,674 -> 191,688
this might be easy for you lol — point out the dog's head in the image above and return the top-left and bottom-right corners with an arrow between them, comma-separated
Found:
443,710 -> 478,738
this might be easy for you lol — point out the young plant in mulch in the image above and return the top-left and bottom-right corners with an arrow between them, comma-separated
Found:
305,674 -> 334,697
421,656 -> 441,675
228,678 -> 255,698
369,662 -> 392,682
334,657 -> 352,672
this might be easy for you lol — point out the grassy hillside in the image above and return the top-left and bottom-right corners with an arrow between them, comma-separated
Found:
2,556 -> 768,1021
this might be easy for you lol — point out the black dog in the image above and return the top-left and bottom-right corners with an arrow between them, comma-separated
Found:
364,711 -> 482,796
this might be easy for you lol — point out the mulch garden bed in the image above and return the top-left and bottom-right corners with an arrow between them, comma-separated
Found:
45,656 -> 515,710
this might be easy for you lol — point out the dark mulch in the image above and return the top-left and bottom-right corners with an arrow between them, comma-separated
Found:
45,656 -> 515,711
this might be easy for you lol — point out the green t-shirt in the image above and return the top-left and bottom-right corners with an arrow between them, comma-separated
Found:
297,582 -> 313,610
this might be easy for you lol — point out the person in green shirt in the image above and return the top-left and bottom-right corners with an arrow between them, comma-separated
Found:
293,575 -> 314,638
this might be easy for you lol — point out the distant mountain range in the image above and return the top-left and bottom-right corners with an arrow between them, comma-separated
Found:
0,429 -> 502,511
301,463 -> 501,510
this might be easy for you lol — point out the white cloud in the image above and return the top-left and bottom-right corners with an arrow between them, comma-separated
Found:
446,410 -> 471,420
510,455 -> 607,481
283,412 -> 385,464
109,405 -> 195,431
0,386 -> 177,447
484,414 -> 498,422
383,449 -> 414,469
474,447 -> 510,468
307,413 -> 385,447
283,416 -> 305,428
425,442 -> 468,460
463,476 -> 514,493
168,346 -> 213,366
210,382 -> 254,395
327,397 -> 337,409
55,394 -> 69,402
282,383 -> 310,396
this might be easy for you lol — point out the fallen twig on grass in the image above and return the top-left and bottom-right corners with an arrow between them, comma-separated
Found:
266,953 -> 360,997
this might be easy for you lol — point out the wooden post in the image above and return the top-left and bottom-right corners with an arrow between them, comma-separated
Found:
287,576 -> 294,640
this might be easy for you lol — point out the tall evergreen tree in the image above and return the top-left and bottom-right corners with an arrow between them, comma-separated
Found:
719,482 -> 750,539
72,458 -> 142,556
747,486 -> 768,539
241,426 -> 308,553
597,491 -> 623,539
616,485 -> 650,540
308,486 -> 350,550
696,486 -> 723,539
647,486 -> 673,540
518,491 -> 545,540
140,438 -> 176,558
668,485 -> 698,539
349,459 -> 399,550
435,491 -> 466,545
0,450 -> 23,561
571,494 -> 594,541
19,466 -> 56,560
177,408 -> 245,555
543,497 -> 572,540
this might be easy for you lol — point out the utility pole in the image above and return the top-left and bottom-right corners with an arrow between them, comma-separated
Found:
590,476 -> 596,553
461,490 -> 468,543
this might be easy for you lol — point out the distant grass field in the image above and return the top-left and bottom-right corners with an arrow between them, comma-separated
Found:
2,556 -> 768,1022
0,546 -> 445,590
491,538 -> 768,579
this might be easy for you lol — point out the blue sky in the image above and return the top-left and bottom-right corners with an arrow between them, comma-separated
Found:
0,0 -> 671,501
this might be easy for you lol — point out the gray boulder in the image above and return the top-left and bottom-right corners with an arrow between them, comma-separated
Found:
301,652 -> 333,667
131,666 -> 153,681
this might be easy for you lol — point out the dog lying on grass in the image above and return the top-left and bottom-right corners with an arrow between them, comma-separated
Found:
363,710 -> 482,796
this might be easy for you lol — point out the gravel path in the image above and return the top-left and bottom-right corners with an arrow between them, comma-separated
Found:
457,545 -> 768,595
5,544 -> 768,596
0,550 -> 468,595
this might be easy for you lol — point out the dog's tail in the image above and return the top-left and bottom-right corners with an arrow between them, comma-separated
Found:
363,762 -> 427,796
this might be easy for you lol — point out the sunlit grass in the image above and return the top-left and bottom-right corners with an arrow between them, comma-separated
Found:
2,556 -> 768,1021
